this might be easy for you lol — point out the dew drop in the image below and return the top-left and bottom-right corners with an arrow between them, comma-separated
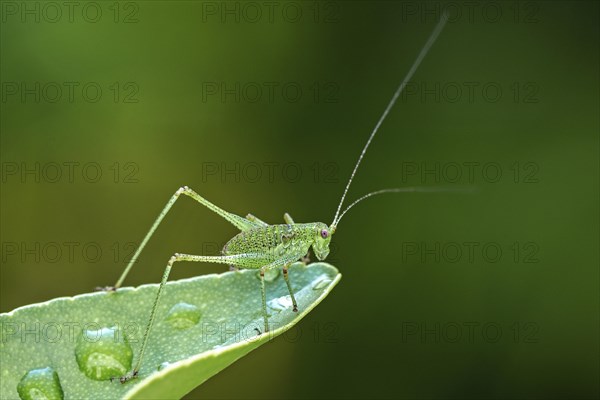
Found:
16,367 -> 64,400
165,302 -> 201,330
267,295 -> 293,313
313,278 -> 332,290
74,326 -> 133,381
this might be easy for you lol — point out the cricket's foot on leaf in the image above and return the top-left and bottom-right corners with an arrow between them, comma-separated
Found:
94,286 -> 117,292
114,370 -> 138,384
301,254 -> 311,264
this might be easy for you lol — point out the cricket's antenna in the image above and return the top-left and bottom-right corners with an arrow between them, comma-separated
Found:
333,186 -> 473,229
331,13 -> 448,230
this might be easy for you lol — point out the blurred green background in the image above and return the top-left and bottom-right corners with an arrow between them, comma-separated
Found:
1,1 -> 598,398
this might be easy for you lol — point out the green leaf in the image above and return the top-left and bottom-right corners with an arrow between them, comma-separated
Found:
1,262 -> 341,400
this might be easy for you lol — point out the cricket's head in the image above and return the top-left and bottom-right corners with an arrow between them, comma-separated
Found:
312,222 -> 333,261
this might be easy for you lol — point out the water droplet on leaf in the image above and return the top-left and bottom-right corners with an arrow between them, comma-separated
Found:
313,278 -> 332,290
267,295 -> 293,312
17,367 -> 64,400
165,302 -> 201,330
74,326 -> 133,381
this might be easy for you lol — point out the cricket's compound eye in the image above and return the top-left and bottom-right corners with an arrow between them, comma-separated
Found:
320,229 -> 329,239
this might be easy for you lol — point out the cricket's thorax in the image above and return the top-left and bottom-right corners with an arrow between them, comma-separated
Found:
222,223 -> 316,263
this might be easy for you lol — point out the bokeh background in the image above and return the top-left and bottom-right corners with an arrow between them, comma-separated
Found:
1,1 -> 598,398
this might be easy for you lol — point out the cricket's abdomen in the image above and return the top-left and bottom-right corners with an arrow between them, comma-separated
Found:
222,224 -> 315,269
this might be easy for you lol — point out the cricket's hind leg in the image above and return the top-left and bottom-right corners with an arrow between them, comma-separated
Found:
101,186 -> 259,292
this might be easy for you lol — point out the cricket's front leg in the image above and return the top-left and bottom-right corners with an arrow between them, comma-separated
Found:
257,258 -> 299,334
259,267 -> 269,333
282,262 -> 298,312
95,285 -> 117,292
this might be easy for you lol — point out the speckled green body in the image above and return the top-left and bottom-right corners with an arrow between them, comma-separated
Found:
222,223 -> 323,269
